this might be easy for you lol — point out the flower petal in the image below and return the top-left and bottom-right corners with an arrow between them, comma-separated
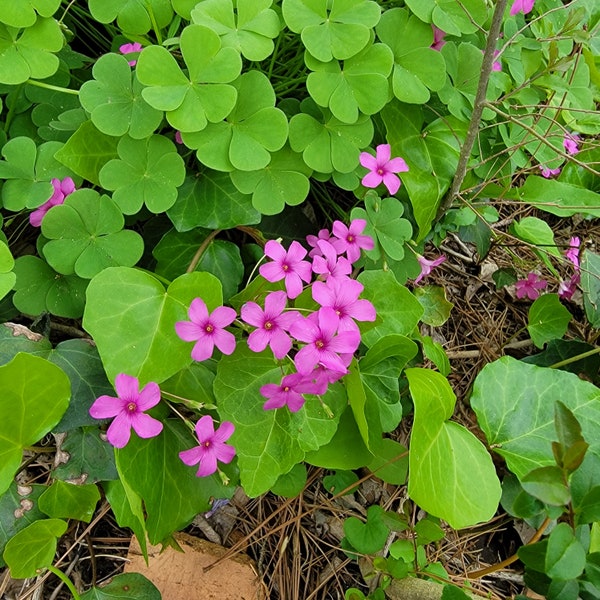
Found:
213,421 -> 235,444
195,415 -> 215,442
387,157 -> 409,173
359,151 -> 378,170
179,446 -> 204,466
191,337 -> 215,361
210,306 -> 237,328
106,414 -> 132,448
361,172 -> 384,189
264,239 -> 286,261
114,373 -> 140,400
212,329 -> 236,355
175,320 -> 203,342
269,329 -> 292,359
214,443 -> 236,464
264,290 -> 287,317
196,452 -> 218,477
376,144 -> 391,164
382,173 -> 401,195
188,298 -> 209,324
136,381 -> 161,410
241,301 -> 265,327
248,328 -> 270,353
131,413 -> 163,439
259,261 -> 284,283
89,394 -> 123,419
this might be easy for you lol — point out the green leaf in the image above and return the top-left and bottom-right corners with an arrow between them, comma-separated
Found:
306,42 -> 393,124
344,505 -> 388,554
357,269 -> 424,347
38,481 -> 100,522
545,522 -> 586,580
511,217 -> 560,258
54,120 -> 120,187
0,323 -> 52,364
415,517 -> 445,545
406,368 -> 501,528
0,0 -> 61,27
191,0 -> 280,61
414,285 -> 454,327
581,250 -> 600,328
420,335 -> 451,376
41,190 -> 144,278
367,438 -> 408,485
83,268 -> 223,384
322,470 -> 359,495
3,518 -> 67,578
346,359 -> 380,450
527,294 -> 572,349
79,53 -> 163,139
215,344 -> 347,496
88,0 -> 173,35
282,0 -> 381,62
405,0 -> 488,35
99,135 -> 186,215
270,463 -> 307,497
116,419 -> 235,544
80,573 -> 161,600
0,241 -> 15,301
521,466 -> 571,506
167,171 -> 260,231
183,70 -> 288,172
0,17 -> 63,85
0,354 -> 70,495
137,25 -> 242,132
376,8 -> 445,104
471,357 -> 600,480
574,486 -> 600,525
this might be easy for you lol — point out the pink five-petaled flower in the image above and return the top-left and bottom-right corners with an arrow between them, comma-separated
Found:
260,372 -> 322,412
565,236 -> 581,269
414,254 -> 446,284
259,240 -> 312,299
241,290 -> 300,359
119,42 -> 143,66
89,374 -> 163,449
515,272 -> 547,300
331,219 -> 374,264
175,298 -> 237,362
311,240 -> 352,280
510,0 -> 535,16
563,132 -> 580,155
306,228 -> 334,258
558,272 -> 580,301
179,415 -> 236,477
30,177 -> 76,227
431,25 -> 446,51
290,307 -> 360,375
312,277 -> 376,334
359,144 -> 409,196
539,165 -> 561,179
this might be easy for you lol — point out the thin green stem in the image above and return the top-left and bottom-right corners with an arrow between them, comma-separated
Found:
145,1 -> 163,45
4,84 -> 23,132
26,79 -> 79,95
550,347 -> 600,370
46,565 -> 81,600
186,229 -> 221,273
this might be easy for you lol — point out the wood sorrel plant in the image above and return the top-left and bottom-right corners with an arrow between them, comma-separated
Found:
0,0 -> 599,597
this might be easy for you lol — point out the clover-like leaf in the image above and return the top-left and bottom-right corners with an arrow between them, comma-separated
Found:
183,70 -> 288,172
405,0 -> 489,36
99,135 -> 186,214
0,17 -> 63,85
79,53 -> 163,139
376,8 -> 446,104
12,255 -> 88,318
41,190 -> 144,279
229,144 -> 313,215
0,240 -> 16,302
0,0 -> 60,27
306,42 -> 393,124
289,100 -> 373,173
282,0 -> 381,62
191,0 -> 281,61
88,0 -> 173,35
137,24 -> 242,132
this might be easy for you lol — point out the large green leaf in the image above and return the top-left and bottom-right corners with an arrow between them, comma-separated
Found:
83,268 -> 223,384
406,368 -> 501,529
88,0 -> 173,35
581,250 -> 600,328
38,481 -> 100,523
527,294 -> 572,349
0,0 -> 61,27
81,573 -> 161,600
0,241 -> 15,302
405,0 -> 488,36
471,357 -> 600,480
0,354 -> 70,494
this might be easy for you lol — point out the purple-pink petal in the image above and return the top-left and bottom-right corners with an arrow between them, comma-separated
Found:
387,157 -> 409,173
284,272 -> 304,299
209,305 -> 236,328
136,381 -> 161,411
114,374 -> 139,404
211,328 -> 236,355
259,261 -> 285,283
188,297 -> 209,324
359,152 -> 379,170
247,328 -> 271,353
213,420 -> 235,444
240,301 -> 264,327
175,320 -> 203,342
196,452 -> 218,477
106,413 -> 133,449
179,446 -> 204,466
361,172 -> 384,189
195,414 -> 215,442
382,173 -> 401,195
375,144 -> 391,164
191,337 -> 215,361
264,290 -> 287,316
131,412 -> 163,439
269,328 -> 293,359
214,443 -> 236,464
264,239 -> 287,262
89,394 -> 123,419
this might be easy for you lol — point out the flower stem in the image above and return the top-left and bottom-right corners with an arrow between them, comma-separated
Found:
26,79 -> 79,95
550,347 -> 600,370
46,565 -> 81,600
186,229 -> 222,273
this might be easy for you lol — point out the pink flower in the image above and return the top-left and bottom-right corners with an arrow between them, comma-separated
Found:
414,254 -> 446,284
563,132 -> 580,155
119,42 -> 143,66
260,372 -> 322,412
312,277 -> 376,334
175,298 -> 237,362
179,415 -> 235,477
89,374 -> 163,449
558,272 -> 580,301
510,0 -> 535,16
30,177 -> 76,227
539,165 -> 561,178
431,25 -> 446,51
311,240 -> 352,280
306,228 -> 334,258
565,236 -> 580,269
331,219 -> 374,264
359,144 -> 409,195
484,50 -> 502,71
175,131 -> 183,144
290,307 -> 360,375
515,272 -> 547,300
241,291 -> 300,359
259,240 -> 312,299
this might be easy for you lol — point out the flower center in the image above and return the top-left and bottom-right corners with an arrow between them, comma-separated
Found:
281,263 -> 289,272
347,235 -> 355,243
264,321 -> 273,330
205,324 -> 214,333
283,386 -> 290,392
376,168 -> 384,175
315,340 -> 325,349
126,402 -> 137,413
203,441 -> 211,448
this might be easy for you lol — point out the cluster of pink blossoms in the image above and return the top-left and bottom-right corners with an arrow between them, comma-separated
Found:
176,220 -> 377,413
29,177 -> 76,227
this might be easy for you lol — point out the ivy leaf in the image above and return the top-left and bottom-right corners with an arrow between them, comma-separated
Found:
0,0 -> 61,28
306,43 -> 393,124
377,8 -> 445,104
41,190 -> 144,279
344,505 -> 388,554
99,135 -> 186,215
137,24 -> 242,133
191,0 -> 281,61
88,0 -> 173,35
0,17 -> 63,85
167,171 -> 260,231
38,481 -> 100,522
282,0 -> 381,62
0,354 -> 70,495
527,294 -> 572,349
12,255 -> 88,318
229,144 -> 312,215
79,53 -> 163,139
414,285 -> 454,327
80,573 -> 161,600
289,100 -> 373,173
406,368 -> 501,528
404,0 -> 489,36
183,70 -> 288,172
581,250 -> 600,328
